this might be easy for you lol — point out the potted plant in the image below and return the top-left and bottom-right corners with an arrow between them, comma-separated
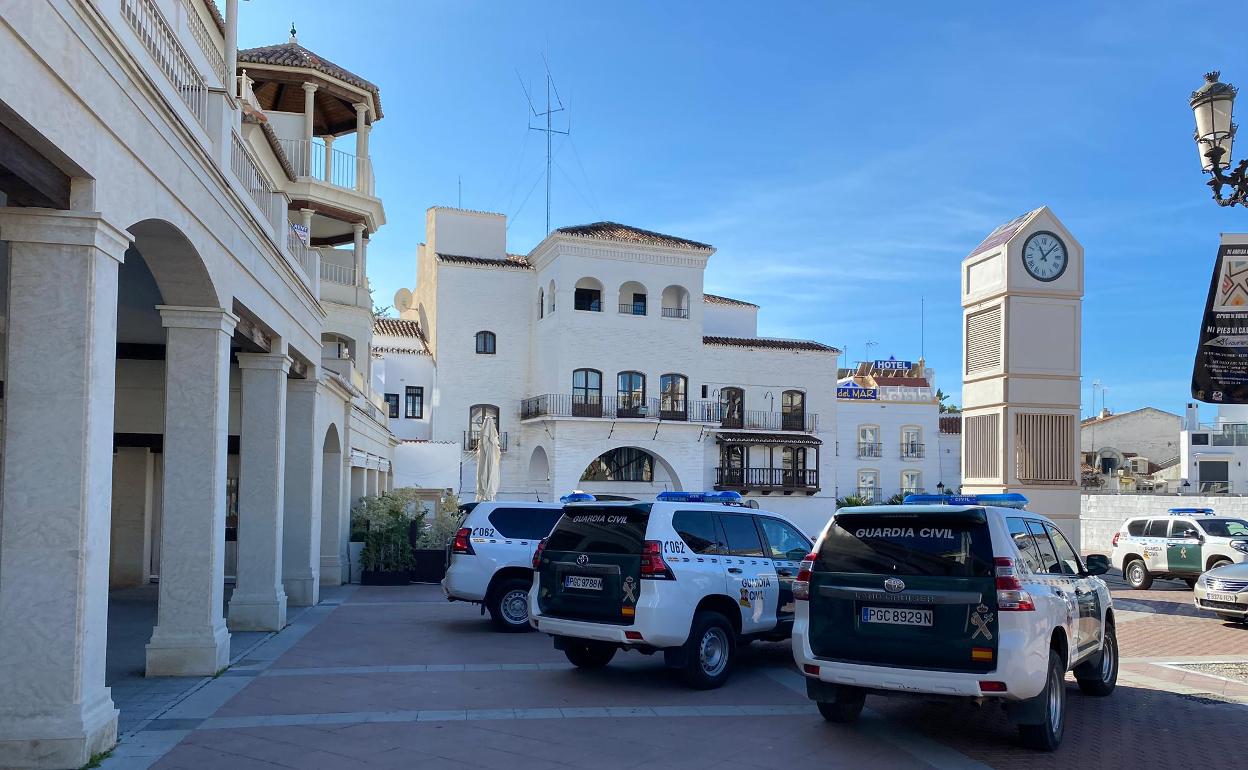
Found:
351,491 -> 423,585
409,490 -> 464,583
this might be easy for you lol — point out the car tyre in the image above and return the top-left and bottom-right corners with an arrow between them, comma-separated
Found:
487,578 -> 534,633
680,611 -> 736,690
1209,558 -> 1233,572
1124,558 -> 1152,590
1017,649 -> 1066,751
1183,578 -> 1198,589
563,639 -> 616,669
1075,623 -> 1118,696
816,686 -> 866,723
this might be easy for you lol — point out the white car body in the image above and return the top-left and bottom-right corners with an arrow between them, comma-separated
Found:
1109,510 -> 1248,588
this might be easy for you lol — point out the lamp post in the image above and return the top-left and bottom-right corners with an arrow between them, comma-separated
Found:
936,482 -> 946,497
1190,71 -> 1245,206
1181,479 -> 1192,496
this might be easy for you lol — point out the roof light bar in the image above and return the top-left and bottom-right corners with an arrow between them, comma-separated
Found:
656,491 -> 743,504
902,493 -> 1029,510
560,492 -> 597,504
1167,507 -> 1216,515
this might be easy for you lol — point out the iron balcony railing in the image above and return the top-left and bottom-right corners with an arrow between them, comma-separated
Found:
715,467 -> 819,491
661,307 -> 689,319
1198,481 -> 1232,494
717,408 -> 818,432
463,430 -> 508,452
901,443 -> 926,459
858,442 -> 883,458
521,394 -> 669,420
520,394 -> 818,431
856,487 -> 881,503
618,303 -> 647,316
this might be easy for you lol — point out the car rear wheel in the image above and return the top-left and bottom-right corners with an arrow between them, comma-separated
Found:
816,686 -> 866,723
1017,649 -> 1066,751
1075,624 -> 1118,696
487,578 -> 533,633
563,639 -> 616,669
680,612 -> 736,690
1124,558 -> 1152,590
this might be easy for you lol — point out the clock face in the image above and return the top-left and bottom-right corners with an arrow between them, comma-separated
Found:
1021,231 -> 1068,282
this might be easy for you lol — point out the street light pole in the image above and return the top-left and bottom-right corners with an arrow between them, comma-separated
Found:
1190,72 -> 1245,205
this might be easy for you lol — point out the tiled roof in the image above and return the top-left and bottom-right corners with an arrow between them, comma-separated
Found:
554,222 -> 712,251
238,43 -> 382,116
373,318 -> 424,338
717,432 -> 822,447
703,293 -> 759,308
703,336 -> 840,353
939,415 -> 963,434
966,208 -> 1041,259
1080,406 -> 1179,426
205,2 -> 226,35
436,253 -> 533,270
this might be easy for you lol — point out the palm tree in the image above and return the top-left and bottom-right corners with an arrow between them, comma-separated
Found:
936,388 -> 960,413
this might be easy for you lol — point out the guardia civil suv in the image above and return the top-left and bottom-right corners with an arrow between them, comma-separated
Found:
792,494 -> 1116,751
529,491 -> 813,689
1109,508 -> 1248,589
442,501 -> 563,631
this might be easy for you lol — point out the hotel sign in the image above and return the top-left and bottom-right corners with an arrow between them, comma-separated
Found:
1193,238 -> 1248,404
874,359 -> 912,370
837,384 -> 878,400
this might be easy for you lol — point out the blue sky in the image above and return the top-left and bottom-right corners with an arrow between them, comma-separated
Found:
239,1 -> 1248,418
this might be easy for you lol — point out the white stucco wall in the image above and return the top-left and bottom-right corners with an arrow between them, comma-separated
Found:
1081,408 -> 1181,462
836,399 -> 942,499
703,302 -> 758,337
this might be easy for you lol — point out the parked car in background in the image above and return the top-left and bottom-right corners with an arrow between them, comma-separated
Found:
1110,508 -> 1248,589
1194,560 -> 1248,623
442,501 -> 563,631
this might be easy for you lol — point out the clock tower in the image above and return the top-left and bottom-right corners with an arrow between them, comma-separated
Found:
960,207 -> 1085,550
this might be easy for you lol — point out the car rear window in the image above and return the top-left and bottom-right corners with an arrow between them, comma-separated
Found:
1126,519 -> 1146,536
1144,519 -> 1168,538
672,511 -> 727,554
816,511 -> 994,578
545,505 -> 650,554
487,507 -> 562,539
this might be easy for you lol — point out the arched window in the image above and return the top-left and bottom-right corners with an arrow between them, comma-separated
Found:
661,285 -> 690,318
468,404 -> 500,450
617,281 -> 648,316
617,371 -> 646,417
581,447 -> 654,482
574,277 -> 603,312
474,330 -> 496,354
719,387 -> 744,429
548,279 -> 556,312
572,368 -> 603,417
538,288 -> 545,319
781,389 -> 805,430
659,373 -> 688,420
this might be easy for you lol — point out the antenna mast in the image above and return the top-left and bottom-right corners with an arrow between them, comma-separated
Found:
519,57 -> 568,234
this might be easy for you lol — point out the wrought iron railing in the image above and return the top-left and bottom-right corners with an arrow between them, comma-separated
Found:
121,0 -> 208,128
855,487 -> 881,502
618,302 -> 647,315
463,430 -> 508,452
520,393 -> 817,431
522,394 -> 663,420
661,307 -> 689,319
857,442 -> 882,458
901,443 -> 926,459
715,467 -> 819,490
320,260 -> 357,286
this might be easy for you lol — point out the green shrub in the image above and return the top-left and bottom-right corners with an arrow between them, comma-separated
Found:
352,490 -> 424,573
415,490 -> 464,549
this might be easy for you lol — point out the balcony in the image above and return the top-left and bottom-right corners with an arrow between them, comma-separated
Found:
857,442 -> 882,459
618,302 -> 647,316
520,394 -> 818,431
855,487 -> 881,503
715,467 -> 819,493
718,409 -> 818,432
320,260 -> 357,287
464,430 -> 509,452
901,443 -> 926,459
122,0 -> 209,129
661,307 -> 689,319
278,138 -> 375,196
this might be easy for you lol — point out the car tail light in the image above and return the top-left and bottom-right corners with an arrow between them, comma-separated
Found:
978,680 -> 1007,692
1111,532 -> 1120,547
625,631 -> 644,641
531,538 -> 546,570
802,664 -> 820,676
995,557 -> 1035,611
793,552 -> 817,600
452,527 -> 474,555
640,540 -> 674,579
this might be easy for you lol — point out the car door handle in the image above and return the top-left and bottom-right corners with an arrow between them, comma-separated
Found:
728,567 -> 743,574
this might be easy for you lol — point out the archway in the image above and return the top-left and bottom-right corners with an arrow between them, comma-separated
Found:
528,445 -> 550,482
319,423 -> 346,585
575,445 -> 683,498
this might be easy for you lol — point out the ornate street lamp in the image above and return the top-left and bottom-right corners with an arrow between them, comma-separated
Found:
1190,71 -> 1243,205
936,482 -> 946,496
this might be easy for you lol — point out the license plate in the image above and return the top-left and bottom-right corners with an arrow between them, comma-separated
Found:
1208,592 -> 1238,603
861,607 -> 933,626
564,575 -> 602,591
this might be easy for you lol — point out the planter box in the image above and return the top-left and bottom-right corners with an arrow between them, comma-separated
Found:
410,548 -> 448,583
360,570 -> 411,586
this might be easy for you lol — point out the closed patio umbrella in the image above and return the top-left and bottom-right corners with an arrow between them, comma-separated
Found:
475,414 -> 501,502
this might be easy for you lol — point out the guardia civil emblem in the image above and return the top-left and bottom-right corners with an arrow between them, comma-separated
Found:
622,576 -> 637,604
971,605 -> 995,640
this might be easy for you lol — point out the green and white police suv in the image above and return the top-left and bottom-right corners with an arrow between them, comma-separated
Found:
1109,508 -> 1248,590
792,494 -> 1117,752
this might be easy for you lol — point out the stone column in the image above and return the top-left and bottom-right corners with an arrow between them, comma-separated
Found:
301,82 -> 318,177
225,0 -> 238,95
351,223 -> 365,289
354,102 -> 371,192
282,378 -> 322,606
110,447 -> 155,589
0,209 -> 129,769
319,451 -> 346,587
146,306 -> 237,677
366,467 -> 380,497
227,352 -> 291,631
323,135 -> 335,184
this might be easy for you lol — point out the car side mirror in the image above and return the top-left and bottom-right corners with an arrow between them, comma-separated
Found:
1183,529 -> 1202,541
1084,554 -> 1110,576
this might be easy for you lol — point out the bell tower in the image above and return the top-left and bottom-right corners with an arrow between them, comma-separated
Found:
960,206 -> 1085,549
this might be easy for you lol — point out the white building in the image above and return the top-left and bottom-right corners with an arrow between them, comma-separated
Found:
0,5 -> 395,766
834,359 -> 957,501
377,208 -> 841,534
1081,406 -> 1181,476
1179,402 -> 1248,495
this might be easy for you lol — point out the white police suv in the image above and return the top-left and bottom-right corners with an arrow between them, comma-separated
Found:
529,491 -> 813,689
1109,508 -> 1248,589
442,501 -> 564,631
792,494 -> 1116,751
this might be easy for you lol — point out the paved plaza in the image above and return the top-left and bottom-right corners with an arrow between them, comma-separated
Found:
98,577 -> 1248,770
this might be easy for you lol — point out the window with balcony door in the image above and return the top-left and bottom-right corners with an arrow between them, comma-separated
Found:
901,469 -> 922,494
857,469 -> 879,502
901,426 -> 923,459
719,387 -> 744,428
574,277 -> 603,311
782,446 -> 807,487
468,404 -> 500,449
572,369 -> 603,417
617,371 -> 646,417
781,390 -> 805,430
474,330 -> 496,354
405,386 -> 423,419
384,393 -> 399,419
718,444 -> 746,488
858,425 -> 881,458
660,373 -> 688,419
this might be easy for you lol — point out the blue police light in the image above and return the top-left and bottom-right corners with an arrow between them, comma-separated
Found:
560,492 -> 597,504
656,491 -> 743,504
902,493 -> 1030,510
1168,507 -> 1215,516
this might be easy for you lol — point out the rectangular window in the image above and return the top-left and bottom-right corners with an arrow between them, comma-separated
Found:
818,512 -> 993,577
384,393 -> 399,419
716,513 -> 765,557
574,287 -> 602,311
1007,517 -> 1046,574
673,511 -> 728,555
1025,520 -> 1062,574
1126,519 -> 1147,536
405,386 -> 424,419
487,507 -> 564,540
1143,519 -> 1168,538
545,505 -> 650,554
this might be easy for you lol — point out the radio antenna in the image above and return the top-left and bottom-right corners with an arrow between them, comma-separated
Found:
518,55 -> 568,234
